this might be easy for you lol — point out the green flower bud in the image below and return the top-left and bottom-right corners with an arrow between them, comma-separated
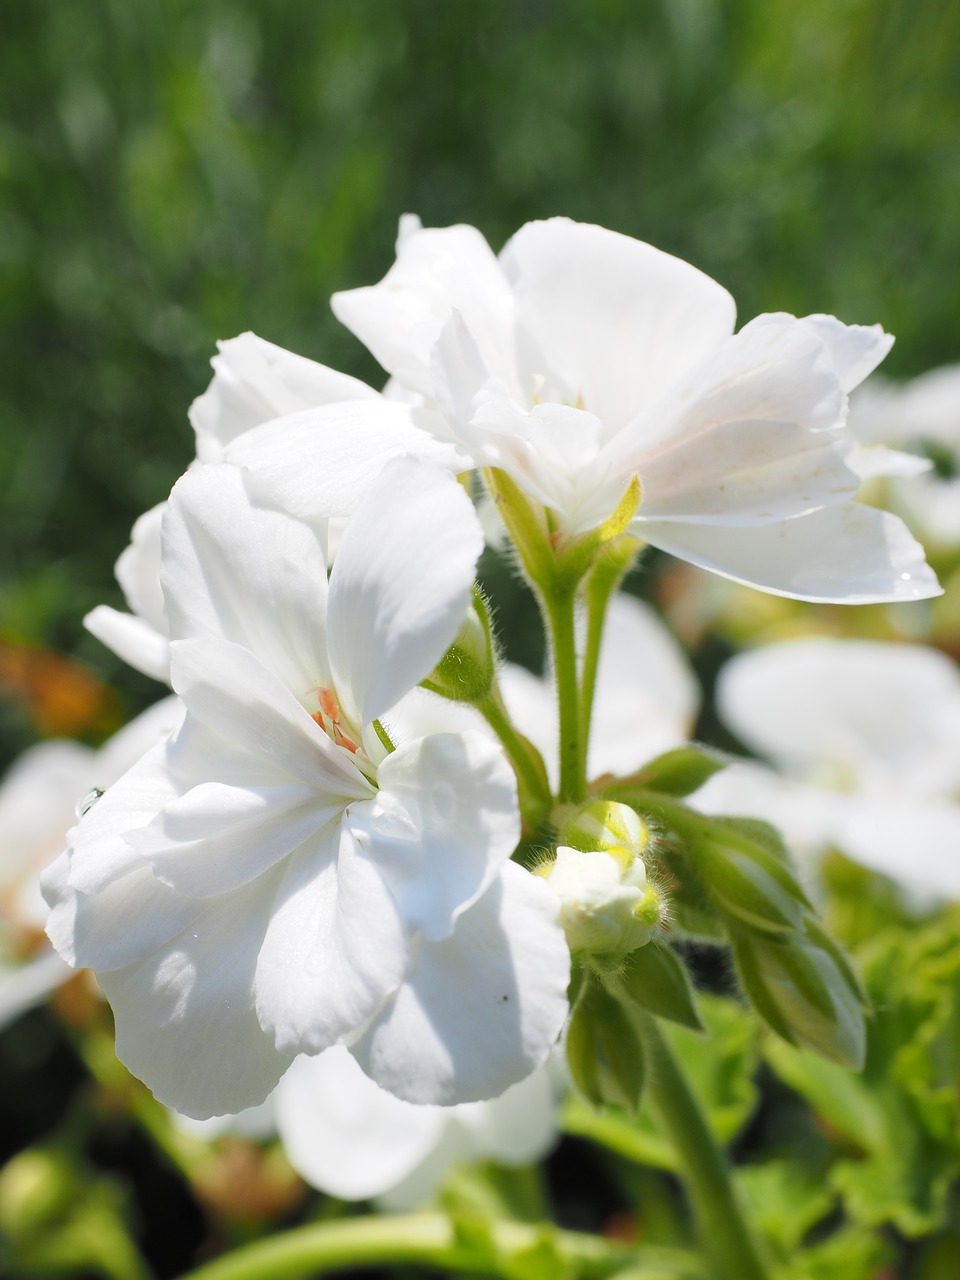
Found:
0,1149 -> 74,1238
561,800 -> 650,865
422,590 -> 496,703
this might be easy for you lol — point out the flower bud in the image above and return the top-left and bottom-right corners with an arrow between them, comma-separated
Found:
561,800 -> 650,864
0,1149 -> 74,1238
540,803 -> 661,959
422,590 -> 496,703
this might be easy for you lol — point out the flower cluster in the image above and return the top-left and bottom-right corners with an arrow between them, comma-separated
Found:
38,216 -> 942,1124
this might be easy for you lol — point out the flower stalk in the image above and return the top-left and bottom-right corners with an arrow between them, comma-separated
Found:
635,1011 -> 772,1280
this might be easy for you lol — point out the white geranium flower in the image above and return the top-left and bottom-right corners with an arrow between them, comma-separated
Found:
693,637 -> 960,900
86,331 -> 464,682
44,458 -> 569,1118
500,593 -> 699,785
848,364 -> 960,546
0,697 -> 182,1027
329,215 -> 938,604
273,1045 -> 562,1209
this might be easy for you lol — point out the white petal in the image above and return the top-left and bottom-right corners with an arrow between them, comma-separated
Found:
455,1060 -> 561,1164
170,638 -> 370,799
189,331 -> 379,461
0,950 -> 74,1029
172,1096 -> 277,1142
894,474 -> 960,547
255,823 -> 407,1056
161,464 -> 330,697
716,638 -> 960,778
845,444 -> 932,480
274,1047 -> 447,1200
626,317 -> 857,525
500,218 -> 736,429
429,315 -> 621,533
224,399 -> 467,527
690,761 -> 842,863
355,731 -> 519,941
98,865 -> 294,1118
0,740 -> 94,903
327,458 -> 483,726
84,606 -> 171,683
45,851 -> 206,973
62,740 -> 180,895
332,220 -> 516,396
799,314 -> 893,393
93,696 -> 185,785
837,799 -> 960,901
638,504 -> 941,603
133,776 -> 335,899
350,861 -> 570,1105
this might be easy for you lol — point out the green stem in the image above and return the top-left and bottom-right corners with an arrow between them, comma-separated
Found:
636,1013 -> 772,1280
478,685 -> 551,829
578,539 -> 641,761
545,582 -> 584,803
181,1211 -> 700,1280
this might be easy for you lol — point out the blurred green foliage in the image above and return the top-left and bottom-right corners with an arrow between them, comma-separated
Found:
2,0 -> 960,760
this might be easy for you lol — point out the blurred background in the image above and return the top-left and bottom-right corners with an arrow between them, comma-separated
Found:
2,1 -> 959,1275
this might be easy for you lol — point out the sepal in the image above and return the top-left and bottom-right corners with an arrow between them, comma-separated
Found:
732,914 -> 867,1069
617,744 -> 728,798
422,588 -> 496,703
565,974 -> 646,1112
608,942 -> 705,1032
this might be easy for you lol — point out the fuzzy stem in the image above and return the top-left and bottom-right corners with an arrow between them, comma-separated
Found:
478,684 -> 552,830
545,582 -> 585,803
636,1012 -> 772,1280
578,538 -> 642,760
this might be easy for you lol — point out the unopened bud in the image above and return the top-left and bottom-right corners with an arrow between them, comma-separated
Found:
0,1149 -> 73,1237
539,844 -> 661,959
422,590 -> 496,703
561,800 -> 650,866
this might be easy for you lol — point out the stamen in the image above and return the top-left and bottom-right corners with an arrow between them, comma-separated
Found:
307,686 -> 360,755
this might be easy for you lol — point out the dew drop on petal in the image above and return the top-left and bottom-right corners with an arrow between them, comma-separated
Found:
76,786 -> 105,818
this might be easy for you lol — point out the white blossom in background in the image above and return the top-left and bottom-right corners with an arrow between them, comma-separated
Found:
322,215 -> 938,604
848,364 -> 960,546
44,458 -> 569,1118
499,593 -> 699,785
693,637 -> 960,901
85,331 -> 463,683
0,697 -> 182,1027
272,1046 -> 562,1209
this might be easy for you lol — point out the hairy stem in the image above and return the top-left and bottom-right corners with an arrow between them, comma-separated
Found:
545,583 -> 585,803
637,1012 -> 772,1280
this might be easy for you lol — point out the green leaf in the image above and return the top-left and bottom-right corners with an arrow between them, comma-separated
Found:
609,943 -> 705,1031
735,1159 -> 835,1255
764,1025 -> 960,1238
621,745 -> 728,797
789,1226 -> 892,1280
566,976 -> 646,1112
